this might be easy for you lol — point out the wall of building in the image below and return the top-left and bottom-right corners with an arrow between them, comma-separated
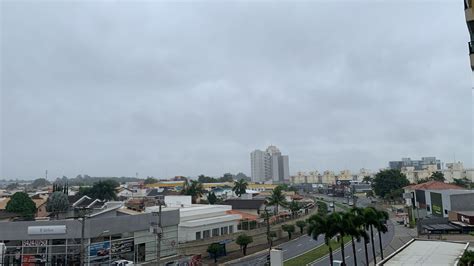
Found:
450,193 -> 474,212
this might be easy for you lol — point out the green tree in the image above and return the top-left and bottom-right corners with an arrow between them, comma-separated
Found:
331,212 -> 350,266
207,243 -> 223,263
374,209 -> 389,260
220,173 -> 234,182
266,187 -> 287,215
281,224 -> 295,240
459,250 -> 474,266
6,192 -> 36,219
453,177 -> 472,188
288,200 -> 301,218
372,169 -> 409,198
307,213 -> 338,265
344,211 -> 368,266
362,207 -> 381,264
236,234 -> 253,255
198,175 -> 217,183
79,179 -> 119,200
207,192 -> 217,205
31,178 -> 51,188
182,180 -> 204,203
46,191 -> 69,218
144,177 -> 158,185
232,179 -> 248,197
317,201 -> 328,216
351,207 -> 371,265
430,171 -> 445,182
296,220 -> 306,234
362,176 -> 373,184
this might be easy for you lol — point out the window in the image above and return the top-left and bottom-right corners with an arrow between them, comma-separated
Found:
203,230 -> 210,239
221,227 -> 228,235
444,209 -> 448,215
195,232 -> 201,240
212,228 -> 219,237
229,225 -> 234,234
427,205 -> 431,212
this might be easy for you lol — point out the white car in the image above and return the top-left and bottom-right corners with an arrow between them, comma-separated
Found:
112,260 -> 134,266
333,260 -> 343,266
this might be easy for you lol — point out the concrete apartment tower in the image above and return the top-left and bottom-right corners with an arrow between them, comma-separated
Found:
251,145 -> 289,183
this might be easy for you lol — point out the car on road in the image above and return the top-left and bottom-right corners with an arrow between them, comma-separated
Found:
112,260 -> 134,266
333,260 -> 343,265
329,203 -> 334,208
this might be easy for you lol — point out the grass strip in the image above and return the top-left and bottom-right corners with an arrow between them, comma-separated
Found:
284,236 -> 351,266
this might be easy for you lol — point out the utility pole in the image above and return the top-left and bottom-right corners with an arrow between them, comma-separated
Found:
79,208 -> 89,266
152,201 -> 164,265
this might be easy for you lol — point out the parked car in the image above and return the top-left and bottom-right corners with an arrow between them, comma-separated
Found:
112,260 -> 134,266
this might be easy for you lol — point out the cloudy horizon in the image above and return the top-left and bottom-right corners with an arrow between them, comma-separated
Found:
1,1 -> 473,180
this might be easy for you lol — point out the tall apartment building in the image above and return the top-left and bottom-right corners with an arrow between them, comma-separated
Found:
466,0 -> 474,69
389,157 -> 441,171
250,145 -> 289,183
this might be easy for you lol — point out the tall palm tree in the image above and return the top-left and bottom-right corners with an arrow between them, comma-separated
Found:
352,207 -> 371,266
375,209 -> 389,260
266,187 -> 287,216
362,207 -> 380,264
232,179 -> 248,197
344,211 -> 368,266
332,212 -> 348,266
182,180 -> 204,203
307,213 -> 338,266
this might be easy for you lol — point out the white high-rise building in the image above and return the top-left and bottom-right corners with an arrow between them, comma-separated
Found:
250,145 -> 289,183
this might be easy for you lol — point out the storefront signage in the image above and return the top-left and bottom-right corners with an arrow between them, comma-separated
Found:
28,225 -> 66,235
22,240 -> 48,247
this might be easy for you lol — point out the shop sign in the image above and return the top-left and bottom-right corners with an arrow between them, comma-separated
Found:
28,225 -> 66,235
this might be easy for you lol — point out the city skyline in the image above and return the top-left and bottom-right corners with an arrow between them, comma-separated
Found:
1,1 -> 472,179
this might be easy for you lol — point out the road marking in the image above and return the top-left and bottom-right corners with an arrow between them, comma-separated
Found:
357,248 -> 362,252
346,256 -> 350,259
297,244 -> 302,247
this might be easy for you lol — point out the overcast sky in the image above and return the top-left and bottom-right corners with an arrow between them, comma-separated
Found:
1,1 -> 473,180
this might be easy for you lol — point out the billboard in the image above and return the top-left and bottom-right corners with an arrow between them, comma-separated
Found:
89,241 -> 110,262
430,192 -> 443,217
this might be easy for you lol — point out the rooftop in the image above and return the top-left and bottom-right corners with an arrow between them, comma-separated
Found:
404,181 -> 464,191
222,199 -> 266,210
378,239 -> 469,266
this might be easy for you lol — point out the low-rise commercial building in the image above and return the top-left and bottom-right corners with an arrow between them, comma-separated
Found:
146,196 -> 241,243
0,209 -> 179,265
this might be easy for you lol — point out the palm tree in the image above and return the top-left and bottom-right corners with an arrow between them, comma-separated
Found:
344,211 -> 368,266
352,207 -> 370,266
307,213 -> 338,266
232,179 -> 248,197
375,209 -> 389,260
362,207 -> 380,264
266,187 -> 287,216
332,212 -> 349,266
182,180 -> 204,203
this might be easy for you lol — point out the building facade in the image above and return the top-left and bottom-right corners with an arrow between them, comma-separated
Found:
250,145 -> 289,182
389,157 -> 441,171
0,210 -> 180,265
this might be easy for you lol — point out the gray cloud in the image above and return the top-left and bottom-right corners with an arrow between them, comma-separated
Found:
1,1 -> 472,179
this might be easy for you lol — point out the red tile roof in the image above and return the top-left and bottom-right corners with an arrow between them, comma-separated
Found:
226,210 -> 258,221
404,181 -> 463,190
